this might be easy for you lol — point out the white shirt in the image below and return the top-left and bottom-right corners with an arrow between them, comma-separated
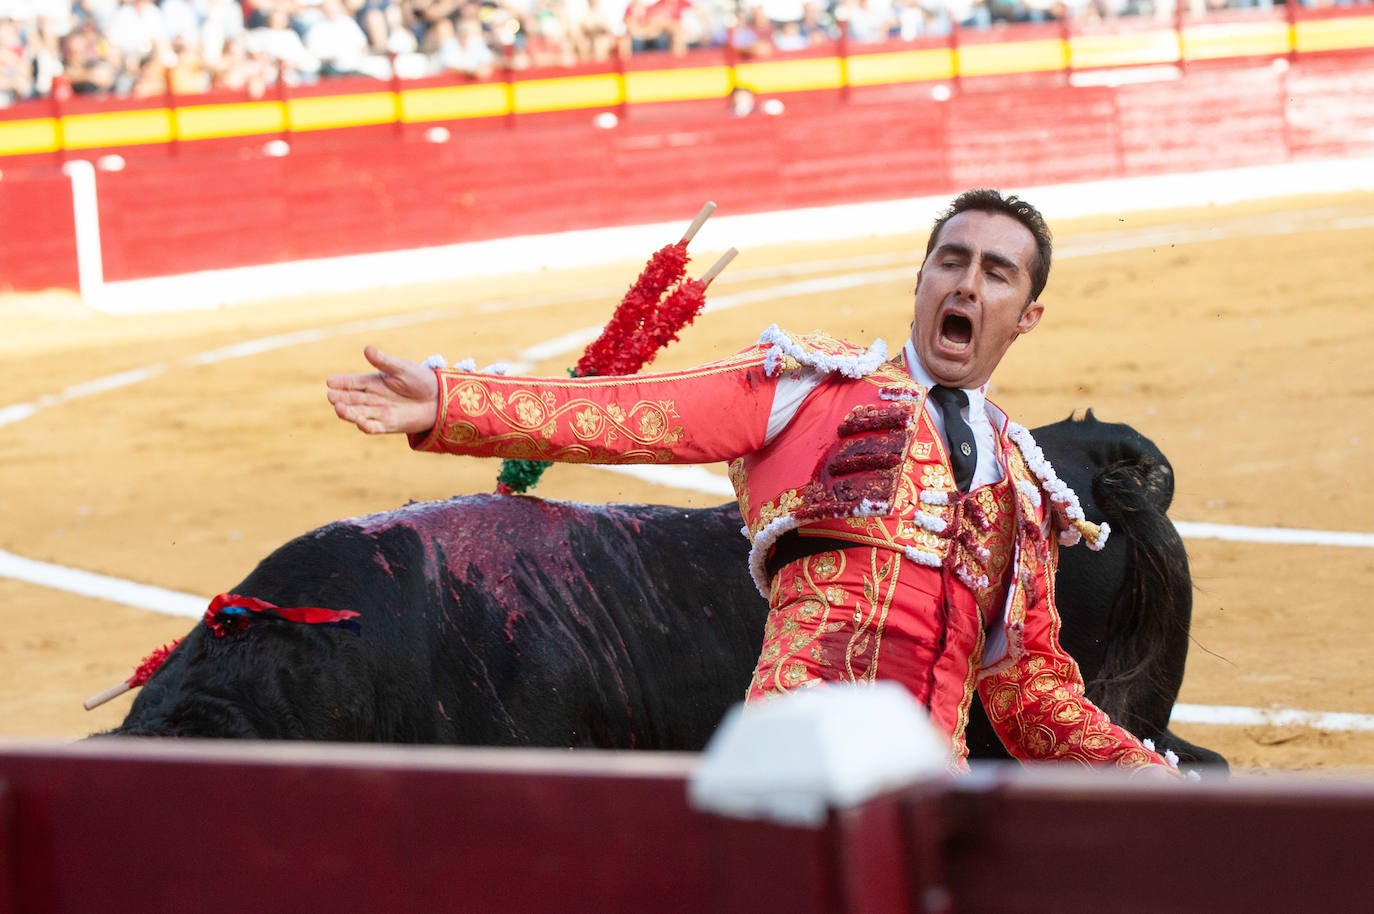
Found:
904,339 -> 1003,489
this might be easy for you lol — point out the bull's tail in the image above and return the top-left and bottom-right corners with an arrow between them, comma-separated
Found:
1087,452 -> 1193,742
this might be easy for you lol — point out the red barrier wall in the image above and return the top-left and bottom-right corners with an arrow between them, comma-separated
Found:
7,51 -> 1374,293
0,171 -> 78,293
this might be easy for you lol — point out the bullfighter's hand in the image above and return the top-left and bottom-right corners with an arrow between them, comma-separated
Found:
326,346 -> 440,435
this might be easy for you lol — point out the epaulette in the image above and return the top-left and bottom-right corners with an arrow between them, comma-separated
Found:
758,325 -> 889,379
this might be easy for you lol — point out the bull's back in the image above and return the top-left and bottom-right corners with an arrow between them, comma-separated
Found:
111,495 -> 766,750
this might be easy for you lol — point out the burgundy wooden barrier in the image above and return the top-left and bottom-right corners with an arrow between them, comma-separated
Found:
0,740 -> 1371,914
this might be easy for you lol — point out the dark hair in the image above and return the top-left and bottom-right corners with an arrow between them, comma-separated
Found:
924,188 -> 1053,301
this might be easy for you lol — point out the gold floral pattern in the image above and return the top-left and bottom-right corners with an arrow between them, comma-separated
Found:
750,547 -> 905,699
978,652 -> 1163,771
436,380 -> 686,464
752,488 -> 805,536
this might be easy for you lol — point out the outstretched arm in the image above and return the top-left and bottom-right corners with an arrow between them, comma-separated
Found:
326,346 -> 439,435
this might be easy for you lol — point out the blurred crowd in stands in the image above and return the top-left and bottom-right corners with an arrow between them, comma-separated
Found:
0,0 -> 1366,104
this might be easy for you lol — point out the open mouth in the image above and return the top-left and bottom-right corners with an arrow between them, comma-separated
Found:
940,312 -> 973,347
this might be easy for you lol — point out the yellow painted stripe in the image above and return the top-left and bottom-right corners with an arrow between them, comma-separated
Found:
286,92 -> 398,132
735,56 -> 845,94
957,38 -> 1067,77
11,21 -> 1374,157
64,108 -> 173,148
847,48 -> 956,86
513,73 -> 623,113
624,65 -> 732,104
1183,20 -> 1292,60
174,101 -> 286,141
401,82 -> 511,122
1295,15 -> 1374,54
1069,30 -> 1181,69
0,117 -> 59,155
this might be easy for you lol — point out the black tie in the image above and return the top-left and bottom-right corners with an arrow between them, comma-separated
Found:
930,386 -> 976,492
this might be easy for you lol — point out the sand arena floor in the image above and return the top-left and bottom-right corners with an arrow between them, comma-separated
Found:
4,191 -> 1374,774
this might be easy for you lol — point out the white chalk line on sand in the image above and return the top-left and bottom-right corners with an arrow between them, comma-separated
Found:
0,548 -> 204,617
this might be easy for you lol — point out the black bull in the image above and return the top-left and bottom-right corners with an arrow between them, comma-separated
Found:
106,414 -> 1226,769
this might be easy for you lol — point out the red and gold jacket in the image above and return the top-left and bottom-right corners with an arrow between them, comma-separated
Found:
411,326 -> 1174,773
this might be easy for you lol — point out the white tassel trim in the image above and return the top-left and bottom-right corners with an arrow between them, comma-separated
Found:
903,545 -> 943,568
1142,739 -> 1182,770
856,498 -> 890,516
919,490 -> 949,506
442,357 -> 511,376
956,565 -> 990,590
758,325 -> 889,379
1006,422 -> 1110,551
913,511 -> 948,535
746,514 -> 803,597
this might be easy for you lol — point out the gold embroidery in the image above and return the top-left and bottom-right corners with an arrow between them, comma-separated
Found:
921,464 -> 954,490
440,378 -> 688,463
980,652 -> 1162,769
573,407 -> 602,436
513,396 -> 546,427
636,408 -> 666,439
455,383 -> 485,414
754,488 -> 804,534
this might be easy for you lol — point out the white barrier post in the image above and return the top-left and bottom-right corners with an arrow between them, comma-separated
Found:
687,682 -> 949,827
62,159 -> 104,304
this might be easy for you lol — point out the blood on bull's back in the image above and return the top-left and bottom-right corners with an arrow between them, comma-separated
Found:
109,496 -> 764,749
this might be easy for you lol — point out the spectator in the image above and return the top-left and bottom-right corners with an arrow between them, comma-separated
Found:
106,0 -> 168,63
408,0 -> 464,42
836,0 -> 897,42
356,0 -> 387,51
730,3 -> 772,58
128,36 -> 212,96
304,0 -> 369,74
80,0 -> 124,33
426,14 -> 495,75
525,0 -> 581,66
622,0 -> 668,51
797,0 -> 838,42
371,4 -> 429,77
648,0 -> 708,54
28,16 -> 67,96
207,30 -> 273,93
0,17 -> 33,103
761,0 -> 803,24
197,0 -> 245,64
576,0 -> 623,60
771,16 -> 804,48
484,0 -> 527,69
246,5 -> 319,80
61,16 -> 122,92
161,0 -> 201,45
166,32 -> 210,89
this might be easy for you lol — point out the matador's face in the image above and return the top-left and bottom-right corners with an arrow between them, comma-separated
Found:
910,210 -> 1044,390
